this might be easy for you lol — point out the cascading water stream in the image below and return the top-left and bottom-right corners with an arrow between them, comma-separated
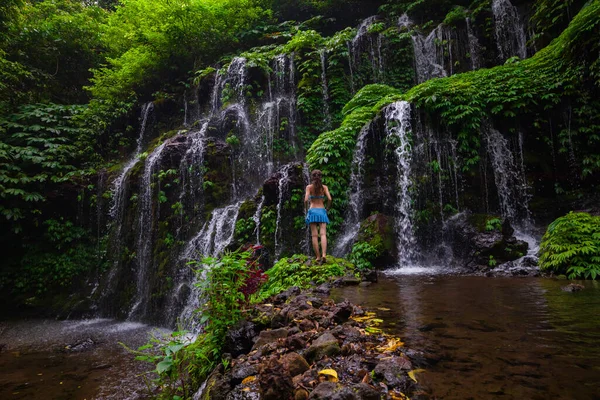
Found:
109,103 -> 154,222
178,122 -> 209,219
178,203 -> 243,328
274,164 -> 292,259
333,123 -> 372,256
492,0 -> 527,61
257,101 -> 276,177
385,101 -> 417,268
411,25 -> 448,84
253,196 -> 265,244
485,127 -> 531,224
465,17 -> 482,70
484,127 -> 538,268
320,49 -> 332,129
350,16 -> 384,83
100,103 -> 154,305
128,141 -> 168,320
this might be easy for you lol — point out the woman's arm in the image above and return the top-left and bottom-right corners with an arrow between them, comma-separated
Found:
304,185 -> 311,213
324,185 -> 332,210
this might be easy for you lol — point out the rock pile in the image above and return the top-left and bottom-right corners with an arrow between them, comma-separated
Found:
196,286 -> 425,400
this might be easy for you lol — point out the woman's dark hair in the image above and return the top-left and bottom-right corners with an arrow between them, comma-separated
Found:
311,170 -> 324,196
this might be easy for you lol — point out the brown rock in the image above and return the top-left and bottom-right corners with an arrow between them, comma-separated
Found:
282,352 -> 310,377
305,332 -> 341,362
252,328 -> 289,351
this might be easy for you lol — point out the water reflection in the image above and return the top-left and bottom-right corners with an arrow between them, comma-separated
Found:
333,276 -> 600,399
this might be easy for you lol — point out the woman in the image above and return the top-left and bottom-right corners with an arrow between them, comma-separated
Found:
305,169 -> 332,263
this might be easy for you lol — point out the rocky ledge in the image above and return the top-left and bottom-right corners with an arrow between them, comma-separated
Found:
196,285 -> 426,400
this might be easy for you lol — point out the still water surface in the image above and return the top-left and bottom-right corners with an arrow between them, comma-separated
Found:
334,276 -> 600,400
0,319 -> 166,399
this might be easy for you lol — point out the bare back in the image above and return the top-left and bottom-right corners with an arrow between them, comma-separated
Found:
305,184 -> 332,209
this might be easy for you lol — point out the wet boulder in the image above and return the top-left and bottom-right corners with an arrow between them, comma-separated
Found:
200,370 -> 232,400
282,352 -> 310,376
352,383 -> 381,400
443,213 -> 529,270
224,321 -> 259,358
373,356 -> 413,390
331,301 -> 353,323
252,327 -> 289,351
305,332 -> 341,362
561,283 -> 585,292
356,213 -> 396,268
308,382 -> 357,400
259,356 -> 295,400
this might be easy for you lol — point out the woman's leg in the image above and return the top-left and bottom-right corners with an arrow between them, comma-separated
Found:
319,223 -> 327,260
310,223 -> 320,260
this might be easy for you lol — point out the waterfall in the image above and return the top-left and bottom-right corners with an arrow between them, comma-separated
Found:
100,103 -> 154,306
333,123 -> 372,256
128,141 -> 168,320
485,127 -> 531,224
222,103 -> 253,199
411,25 -> 448,84
435,142 -> 445,222
274,164 -> 292,259
465,17 -> 482,70
211,70 -> 223,116
492,0 -> 527,61
253,196 -> 265,244
182,203 -> 243,261
178,203 -> 243,327
450,140 -> 460,210
257,101 -> 276,177
272,54 -> 298,155
226,57 -> 247,104
179,122 -> 209,218
385,101 -> 417,267
350,16 -> 384,83
109,103 -> 154,221
320,49 -> 332,129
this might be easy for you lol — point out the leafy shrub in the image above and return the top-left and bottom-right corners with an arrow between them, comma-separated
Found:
15,218 -> 102,294
253,254 -> 355,301
539,212 -> 600,279
134,249 -> 260,398
349,241 -> 380,270
485,218 -> 502,232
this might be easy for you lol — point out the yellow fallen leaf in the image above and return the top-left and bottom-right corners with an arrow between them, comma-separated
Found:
408,369 -> 426,383
390,391 -> 410,400
377,307 -> 391,311
365,326 -> 382,334
318,369 -> 339,382
242,387 -> 250,392
376,338 -> 404,353
242,376 -> 256,385
307,301 -> 313,306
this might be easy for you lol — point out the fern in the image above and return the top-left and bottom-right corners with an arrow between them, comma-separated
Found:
539,212 -> 600,279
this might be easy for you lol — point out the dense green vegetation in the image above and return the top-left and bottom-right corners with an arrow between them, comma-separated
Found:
539,212 -> 600,279
2,0 -> 600,397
